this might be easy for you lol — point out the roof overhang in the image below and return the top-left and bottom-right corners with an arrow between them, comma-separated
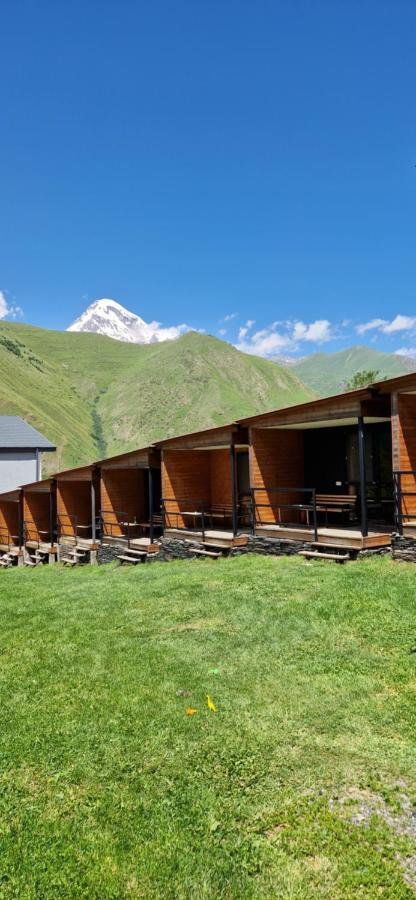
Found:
269,416 -> 390,431
159,424 -> 248,451
0,488 -> 21,504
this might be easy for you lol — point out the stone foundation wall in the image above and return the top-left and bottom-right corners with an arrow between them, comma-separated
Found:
391,534 -> 416,562
245,535 -> 314,556
97,544 -> 122,565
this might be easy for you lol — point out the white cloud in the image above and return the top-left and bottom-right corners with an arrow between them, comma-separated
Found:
395,347 -> 416,358
0,290 -> 23,320
235,318 -> 333,357
221,312 -> 238,323
292,319 -> 332,343
357,314 -> 416,336
383,314 -> 416,334
218,328 -> 227,336
356,318 -> 388,335
237,320 -> 255,342
152,323 -> 191,341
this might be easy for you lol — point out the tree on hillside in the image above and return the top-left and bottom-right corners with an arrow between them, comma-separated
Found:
346,369 -> 381,390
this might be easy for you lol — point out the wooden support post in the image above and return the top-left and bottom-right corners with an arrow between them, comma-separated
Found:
148,468 -> 154,543
18,493 -> 24,549
358,416 -> 368,538
49,489 -> 55,546
230,444 -> 238,536
91,482 -> 96,543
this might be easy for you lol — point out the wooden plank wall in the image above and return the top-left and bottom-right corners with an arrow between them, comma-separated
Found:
210,449 -> 233,508
249,428 -> 304,523
23,492 -> 50,541
0,501 -> 19,545
162,449 -> 211,528
100,469 -> 147,535
57,482 -> 92,536
392,393 -> 416,519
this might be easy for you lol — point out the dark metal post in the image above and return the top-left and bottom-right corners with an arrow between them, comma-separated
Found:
148,468 -> 154,543
91,482 -> 96,543
358,416 -> 368,537
394,472 -> 403,535
201,502 -> 205,542
230,444 -> 238,536
312,489 -> 318,542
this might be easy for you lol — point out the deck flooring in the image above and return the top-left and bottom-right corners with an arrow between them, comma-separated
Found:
255,523 -> 392,549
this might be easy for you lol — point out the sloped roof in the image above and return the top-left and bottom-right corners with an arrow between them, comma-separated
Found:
0,417 -> 55,450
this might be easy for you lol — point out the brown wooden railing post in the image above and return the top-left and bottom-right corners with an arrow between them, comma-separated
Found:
201,502 -> 205,542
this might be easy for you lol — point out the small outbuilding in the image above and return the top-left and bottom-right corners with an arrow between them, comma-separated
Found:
0,417 -> 56,493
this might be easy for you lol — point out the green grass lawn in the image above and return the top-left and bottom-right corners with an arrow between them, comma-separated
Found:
1,555 -> 416,898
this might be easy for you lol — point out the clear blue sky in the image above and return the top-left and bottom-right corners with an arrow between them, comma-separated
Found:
1,0 -> 416,357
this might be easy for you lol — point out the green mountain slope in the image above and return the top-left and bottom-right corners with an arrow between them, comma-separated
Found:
0,323 -> 313,473
291,345 -> 415,396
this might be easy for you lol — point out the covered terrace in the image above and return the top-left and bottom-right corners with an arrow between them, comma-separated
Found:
22,477 -> 56,551
159,424 -> 251,548
55,462 -> 100,545
0,488 -> 22,554
242,387 -> 394,551
99,446 -> 161,550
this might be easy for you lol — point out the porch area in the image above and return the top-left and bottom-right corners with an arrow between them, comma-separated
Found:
99,448 -> 161,550
247,391 -> 394,553
160,424 -> 251,545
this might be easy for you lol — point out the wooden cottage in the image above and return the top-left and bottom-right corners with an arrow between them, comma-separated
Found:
159,424 -> 251,548
99,446 -> 161,549
0,488 -> 22,555
55,463 -> 100,545
377,372 -> 416,540
22,477 -> 57,556
241,387 -> 394,551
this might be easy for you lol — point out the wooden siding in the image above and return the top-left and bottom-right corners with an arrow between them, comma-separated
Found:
57,481 -> 92,536
159,425 -> 238,451
0,500 -> 19,546
100,468 -> 147,535
392,392 -> 416,519
23,491 -> 50,542
249,427 -> 304,524
162,449 -> 211,528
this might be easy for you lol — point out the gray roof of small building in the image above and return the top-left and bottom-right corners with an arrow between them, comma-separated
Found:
0,417 -> 56,451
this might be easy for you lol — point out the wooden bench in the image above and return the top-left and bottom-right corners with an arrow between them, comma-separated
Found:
315,494 -> 357,524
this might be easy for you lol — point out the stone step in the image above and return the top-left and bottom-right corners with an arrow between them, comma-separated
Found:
191,548 -> 221,558
118,554 -> 145,564
60,557 -> 78,566
299,550 -> 350,562
120,548 -> 147,557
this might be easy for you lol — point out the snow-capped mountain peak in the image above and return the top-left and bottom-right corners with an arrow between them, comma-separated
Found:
67,298 -> 189,344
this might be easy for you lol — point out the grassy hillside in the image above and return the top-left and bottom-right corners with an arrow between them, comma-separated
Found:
1,555 -> 416,896
291,345 -> 414,396
0,322 -> 313,471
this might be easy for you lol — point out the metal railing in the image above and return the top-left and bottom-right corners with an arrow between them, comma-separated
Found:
161,497 -> 252,539
24,522 -> 53,549
100,509 -> 159,547
0,524 -> 18,550
252,487 -> 319,541
57,512 -> 79,540
393,471 -> 416,534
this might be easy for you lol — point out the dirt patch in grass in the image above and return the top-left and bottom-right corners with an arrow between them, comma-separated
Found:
166,617 -> 234,633
330,786 -> 416,890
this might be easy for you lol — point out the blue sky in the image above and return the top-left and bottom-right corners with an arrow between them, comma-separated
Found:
1,0 -> 416,357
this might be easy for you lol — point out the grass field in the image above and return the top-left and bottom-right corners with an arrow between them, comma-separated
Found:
1,555 -> 416,898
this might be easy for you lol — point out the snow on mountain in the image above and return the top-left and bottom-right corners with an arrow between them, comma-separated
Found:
67,298 -> 190,344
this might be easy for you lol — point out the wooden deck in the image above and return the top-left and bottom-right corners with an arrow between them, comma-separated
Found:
101,535 -> 159,553
255,523 -> 392,549
164,528 -> 249,548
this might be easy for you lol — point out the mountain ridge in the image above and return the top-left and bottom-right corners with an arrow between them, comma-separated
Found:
0,321 -> 313,473
288,345 -> 415,395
